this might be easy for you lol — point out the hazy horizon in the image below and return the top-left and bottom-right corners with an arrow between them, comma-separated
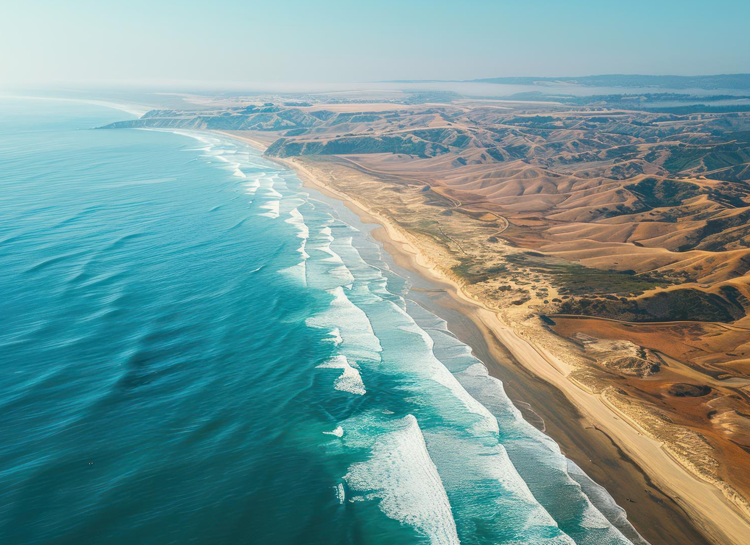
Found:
2,0 -> 749,88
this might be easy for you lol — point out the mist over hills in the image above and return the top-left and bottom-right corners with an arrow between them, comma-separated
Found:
473,74 -> 750,90
389,74 -> 750,91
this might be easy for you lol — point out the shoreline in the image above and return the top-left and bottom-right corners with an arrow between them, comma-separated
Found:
217,130 -> 750,545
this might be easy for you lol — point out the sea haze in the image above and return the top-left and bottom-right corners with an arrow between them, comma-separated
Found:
0,99 -> 644,544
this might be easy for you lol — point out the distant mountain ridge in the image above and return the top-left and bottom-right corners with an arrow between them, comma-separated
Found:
389,74 -> 750,90
474,74 -> 750,90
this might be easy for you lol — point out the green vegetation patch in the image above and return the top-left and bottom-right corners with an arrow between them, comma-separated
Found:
663,146 -> 708,173
505,253 -> 671,296
629,177 -> 702,208
703,144 -> 750,171
331,114 -> 381,125
504,144 -> 530,159
451,257 -> 507,284
728,131 -> 750,144
558,288 -> 745,323
604,145 -> 640,160
266,135 -> 450,158
409,128 -> 472,148
663,143 -> 750,174
505,116 -> 558,129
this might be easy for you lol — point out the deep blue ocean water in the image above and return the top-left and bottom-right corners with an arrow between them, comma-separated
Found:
0,99 -> 646,545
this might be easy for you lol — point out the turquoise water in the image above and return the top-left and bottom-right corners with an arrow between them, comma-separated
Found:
0,99 -> 645,545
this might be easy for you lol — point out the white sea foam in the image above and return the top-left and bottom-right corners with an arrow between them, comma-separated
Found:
566,461 -> 646,544
279,261 -> 306,286
259,200 -> 280,218
317,234 -> 345,264
306,286 -> 382,360
297,239 -> 310,260
328,235 -> 383,301
324,426 -> 344,438
385,300 -> 500,436
444,342 -> 636,543
317,230 -> 357,285
330,265 -> 356,286
285,207 -> 310,240
317,355 -> 366,395
334,483 -> 346,504
345,415 -> 459,545
300,223 -> 358,292
323,327 -> 343,346
212,154 -> 237,172
330,287 -> 380,353
270,174 -> 288,188
243,179 -> 260,196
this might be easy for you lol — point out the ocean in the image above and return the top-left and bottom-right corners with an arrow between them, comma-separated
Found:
0,98 -> 646,545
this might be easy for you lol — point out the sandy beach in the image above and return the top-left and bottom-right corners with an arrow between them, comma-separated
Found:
219,130 -> 750,545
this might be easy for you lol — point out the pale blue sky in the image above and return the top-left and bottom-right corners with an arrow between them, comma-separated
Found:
2,0 -> 749,87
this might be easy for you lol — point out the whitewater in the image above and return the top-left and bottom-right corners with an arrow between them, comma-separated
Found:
0,99 -> 646,545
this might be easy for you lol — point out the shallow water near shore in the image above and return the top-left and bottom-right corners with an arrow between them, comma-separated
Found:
0,98 -> 644,544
